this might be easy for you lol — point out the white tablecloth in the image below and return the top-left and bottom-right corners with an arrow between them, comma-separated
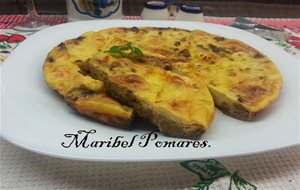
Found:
1,22 -> 300,189
1,139 -> 300,189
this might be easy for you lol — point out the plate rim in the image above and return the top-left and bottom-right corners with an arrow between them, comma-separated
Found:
1,20 -> 299,161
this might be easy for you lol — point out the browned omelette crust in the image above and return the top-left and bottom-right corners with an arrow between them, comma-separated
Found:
81,57 -> 215,139
43,26 -> 283,139
43,32 -> 134,128
92,27 -> 282,120
176,30 -> 283,120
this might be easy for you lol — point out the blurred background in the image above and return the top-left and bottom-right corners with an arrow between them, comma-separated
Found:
0,0 -> 299,18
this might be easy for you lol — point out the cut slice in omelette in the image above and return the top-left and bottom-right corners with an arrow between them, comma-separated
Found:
80,56 -> 215,139
43,32 -> 134,128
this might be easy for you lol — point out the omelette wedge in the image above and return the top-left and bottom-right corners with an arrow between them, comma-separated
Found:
80,57 -> 215,139
43,32 -> 134,128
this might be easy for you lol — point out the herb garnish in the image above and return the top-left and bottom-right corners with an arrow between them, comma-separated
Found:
105,42 -> 143,60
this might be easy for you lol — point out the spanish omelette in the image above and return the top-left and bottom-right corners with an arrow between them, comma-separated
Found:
43,26 -> 283,139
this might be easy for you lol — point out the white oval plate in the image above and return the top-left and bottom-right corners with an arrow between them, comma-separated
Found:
1,20 -> 299,161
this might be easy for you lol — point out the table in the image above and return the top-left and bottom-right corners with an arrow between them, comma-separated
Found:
1,15 -> 300,190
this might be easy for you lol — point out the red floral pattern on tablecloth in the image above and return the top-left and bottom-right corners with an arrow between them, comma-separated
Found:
254,18 -> 300,34
1,15 -> 299,34
1,15 -> 299,63
204,17 -> 300,34
0,15 -> 67,29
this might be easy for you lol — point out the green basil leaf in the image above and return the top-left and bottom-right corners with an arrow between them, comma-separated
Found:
229,171 -> 257,190
110,45 -> 121,52
105,42 -> 143,60
181,159 -> 231,182
133,46 -> 144,57
120,46 -> 129,51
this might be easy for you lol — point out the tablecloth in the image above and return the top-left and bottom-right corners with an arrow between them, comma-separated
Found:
1,15 -> 300,62
1,15 -> 300,190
